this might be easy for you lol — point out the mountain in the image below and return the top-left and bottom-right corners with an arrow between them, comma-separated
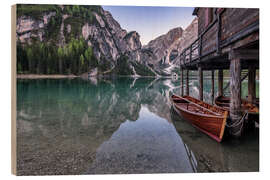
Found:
16,4 -> 155,76
140,27 -> 183,75
16,4 -> 197,76
170,18 -> 198,65
140,18 -> 198,75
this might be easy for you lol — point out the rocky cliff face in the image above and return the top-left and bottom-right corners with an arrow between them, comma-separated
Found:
16,5 -> 153,76
16,12 -> 56,43
171,18 -> 198,65
80,10 -> 142,61
140,18 -> 198,75
142,27 -> 183,64
17,6 -> 141,61
16,5 -> 198,76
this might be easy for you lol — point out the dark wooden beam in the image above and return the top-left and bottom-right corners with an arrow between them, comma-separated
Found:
248,65 -> 256,103
211,70 -> 215,104
181,68 -> 184,96
216,12 -> 221,55
186,70 -> 189,95
199,63 -> 230,70
218,70 -> 223,96
229,49 -> 259,60
241,60 -> 259,70
198,66 -> 203,100
199,35 -> 202,60
229,57 -> 242,138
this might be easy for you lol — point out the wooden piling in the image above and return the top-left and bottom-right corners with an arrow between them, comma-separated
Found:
229,57 -> 242,138
181,68 -> 184,96
218,69 -> 223,97
248,66 -> 256,103
198,66 -> 203,100
186,70 -> 189,95
211,70 -> 215,103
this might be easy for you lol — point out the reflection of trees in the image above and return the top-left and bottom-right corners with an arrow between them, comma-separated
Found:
17,78 -> 178,137
16,77 -> 177,175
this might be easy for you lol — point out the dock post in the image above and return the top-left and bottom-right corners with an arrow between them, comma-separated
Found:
181,68 -> 184,96
186,70 -> 189,95
248,65 -> 256,103
211,70 -> 215,104
229,56 -> 242,138
218,69 -> 223,97
198,66 -> 203,100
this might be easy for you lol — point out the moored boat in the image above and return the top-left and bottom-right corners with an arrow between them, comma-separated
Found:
170,94 -> 228,142
214,96 -> 259,114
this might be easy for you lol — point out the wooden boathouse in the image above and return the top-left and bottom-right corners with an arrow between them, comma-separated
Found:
179,8 -> 259,137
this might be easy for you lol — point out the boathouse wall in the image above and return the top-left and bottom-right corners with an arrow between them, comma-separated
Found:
180,8 -> 259,70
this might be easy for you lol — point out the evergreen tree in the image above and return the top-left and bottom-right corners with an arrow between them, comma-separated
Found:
79,54 -> 85,73
57,47 -> 64,74
26,48 -> 33,73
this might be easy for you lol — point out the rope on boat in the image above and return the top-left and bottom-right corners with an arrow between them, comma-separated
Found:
226,111 -> 248,136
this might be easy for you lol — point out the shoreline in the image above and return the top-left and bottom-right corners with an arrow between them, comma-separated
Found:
17,74 -> 78,79
16,74 -> 165,79
16,74 -> 260,81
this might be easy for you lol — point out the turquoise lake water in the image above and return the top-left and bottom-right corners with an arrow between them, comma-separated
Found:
16,77 -> 259,175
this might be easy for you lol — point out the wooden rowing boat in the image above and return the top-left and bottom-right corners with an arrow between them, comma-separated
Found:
170,94 -> 228,143
214,96 -> 259,114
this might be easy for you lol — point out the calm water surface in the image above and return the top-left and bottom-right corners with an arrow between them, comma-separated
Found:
17,76 -> 259,175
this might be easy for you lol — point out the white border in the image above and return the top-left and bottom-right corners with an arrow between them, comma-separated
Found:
1,0 -> 269,180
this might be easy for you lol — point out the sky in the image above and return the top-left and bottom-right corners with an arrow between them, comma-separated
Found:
102,6 -> 195,45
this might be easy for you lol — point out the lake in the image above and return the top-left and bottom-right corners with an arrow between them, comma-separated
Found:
16,76 -> 259,175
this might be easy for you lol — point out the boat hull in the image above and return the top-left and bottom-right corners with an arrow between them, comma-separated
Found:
171,95 -> 227,142
215,96 -> 259,114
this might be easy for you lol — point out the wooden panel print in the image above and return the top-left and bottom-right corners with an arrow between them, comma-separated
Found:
11,3 -> 259,176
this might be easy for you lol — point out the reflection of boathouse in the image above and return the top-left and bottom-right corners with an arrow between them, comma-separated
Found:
179,8 -> 259,137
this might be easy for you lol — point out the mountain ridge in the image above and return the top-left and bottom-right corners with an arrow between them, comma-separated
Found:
16,4 -> 197,77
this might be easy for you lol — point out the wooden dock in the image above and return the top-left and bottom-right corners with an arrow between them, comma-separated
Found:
178,8 -> 259,138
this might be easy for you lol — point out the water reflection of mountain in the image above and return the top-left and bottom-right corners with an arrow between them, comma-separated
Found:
17,78 -> 178,134
87,106 -> 195,174
17,77 -> 258,174
16,77 -> 181,175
